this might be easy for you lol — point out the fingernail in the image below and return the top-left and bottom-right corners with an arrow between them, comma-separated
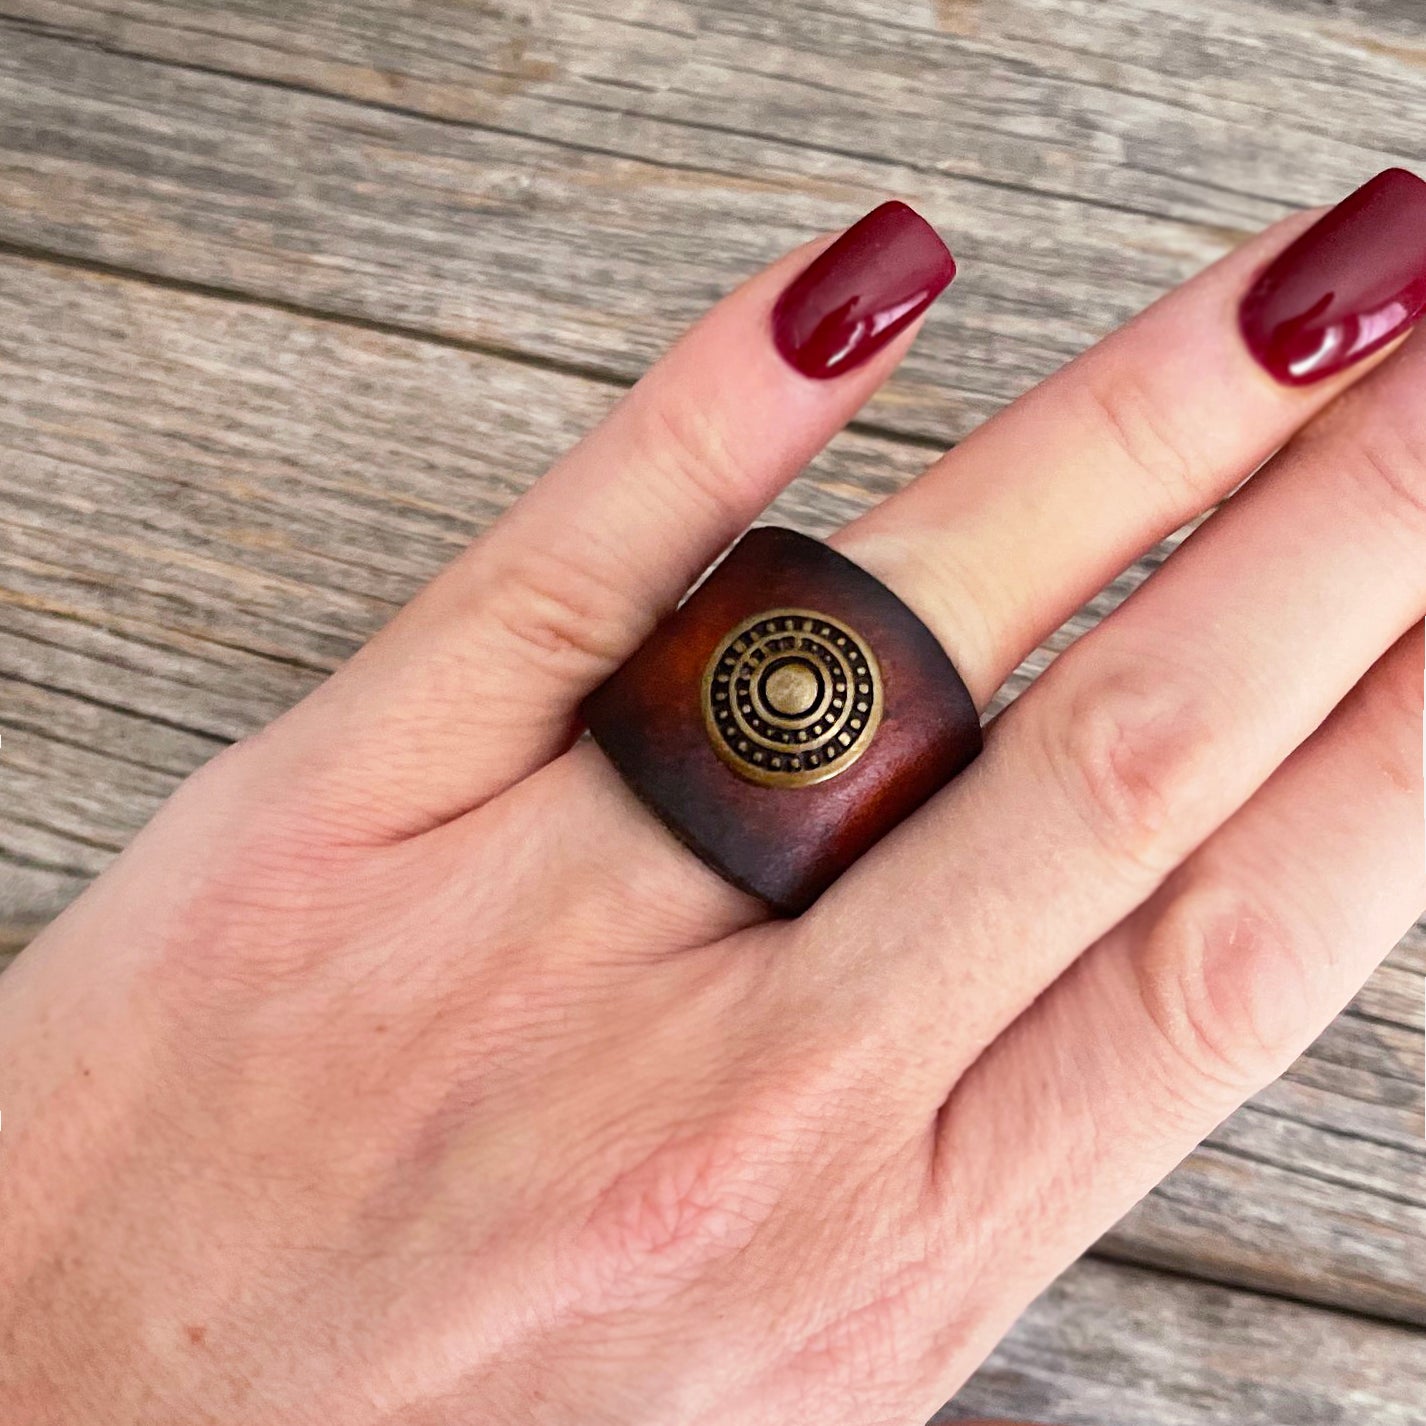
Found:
1239,167 -> 1426,385
771,201 -> 956,380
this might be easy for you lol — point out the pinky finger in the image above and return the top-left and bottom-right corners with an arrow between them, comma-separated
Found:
934,622 -> 1423,1356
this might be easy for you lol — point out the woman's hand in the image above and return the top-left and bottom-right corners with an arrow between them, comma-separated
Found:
1,184 -> 1422,1426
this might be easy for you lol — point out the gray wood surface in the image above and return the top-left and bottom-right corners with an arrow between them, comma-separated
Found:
1,1 -> 1424,1420
942,1256 -> 1426,1426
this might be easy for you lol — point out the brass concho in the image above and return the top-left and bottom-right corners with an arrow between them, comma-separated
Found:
701,609 -> 882,788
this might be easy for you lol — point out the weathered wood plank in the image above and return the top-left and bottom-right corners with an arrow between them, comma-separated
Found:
0,15 -> 1241,448
3,0 -> 1426,446
940,1256 -> 1426,1426
1,255 -> 1421,1330
7,0 -> 1424,224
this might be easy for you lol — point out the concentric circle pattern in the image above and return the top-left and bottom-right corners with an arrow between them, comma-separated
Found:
701,608 -> 882,787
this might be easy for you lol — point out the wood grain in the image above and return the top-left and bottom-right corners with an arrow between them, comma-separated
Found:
3,0 -> 1426,445
0,10 -> 1261,449
941,1256 -> 1426,1426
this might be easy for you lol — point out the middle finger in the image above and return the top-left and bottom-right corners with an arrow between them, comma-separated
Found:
794,275 -> 1426,1105
436,171 -> 1426,958
834,169 -> 1426,707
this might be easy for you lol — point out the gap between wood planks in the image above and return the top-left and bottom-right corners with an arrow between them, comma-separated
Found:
0,232 -> 951,456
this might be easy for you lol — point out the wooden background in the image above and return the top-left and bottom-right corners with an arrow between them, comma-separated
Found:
0,2 -> 1423,1420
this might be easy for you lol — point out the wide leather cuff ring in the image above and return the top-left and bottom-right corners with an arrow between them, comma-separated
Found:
581,526 -> 983,914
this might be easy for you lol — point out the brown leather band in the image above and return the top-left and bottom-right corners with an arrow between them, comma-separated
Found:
581,526 -> 982,914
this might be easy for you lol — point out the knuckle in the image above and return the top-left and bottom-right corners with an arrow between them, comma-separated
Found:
636,384 -> 759,516
484,540 -> 639,678
156,836 -> 375,994
1035,653 -> 1224,878
576,1127 -> 777,1298
1133,871 -> 1313,1096
1350,424 -> 1426,538
147,755 -> 414,1000
1081,364 -> 1205,510
1373,664 -> 1426,799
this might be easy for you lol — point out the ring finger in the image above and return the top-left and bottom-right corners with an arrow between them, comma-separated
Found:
791,228 -> 1426,1106
438,169 -> 1426,954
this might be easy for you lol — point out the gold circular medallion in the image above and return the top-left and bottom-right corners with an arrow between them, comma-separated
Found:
701,608 -> 882,787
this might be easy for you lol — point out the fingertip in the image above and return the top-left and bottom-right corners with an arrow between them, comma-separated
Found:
770,200 -> 957,380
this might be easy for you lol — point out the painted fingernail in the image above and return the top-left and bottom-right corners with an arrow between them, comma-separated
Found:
771,201 -> 956,379
1239,167 -> 1426,385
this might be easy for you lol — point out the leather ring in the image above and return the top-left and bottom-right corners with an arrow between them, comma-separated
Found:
580,526 -> 983,913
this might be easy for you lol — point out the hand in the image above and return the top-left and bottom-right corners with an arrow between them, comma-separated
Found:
1,186 -> 1422,1426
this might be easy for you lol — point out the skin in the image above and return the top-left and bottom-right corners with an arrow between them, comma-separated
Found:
0,206 -> 1422,1426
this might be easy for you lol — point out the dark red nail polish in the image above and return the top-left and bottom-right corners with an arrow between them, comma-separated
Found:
1239,168 -> 1426,385
771,201 -> 956,379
